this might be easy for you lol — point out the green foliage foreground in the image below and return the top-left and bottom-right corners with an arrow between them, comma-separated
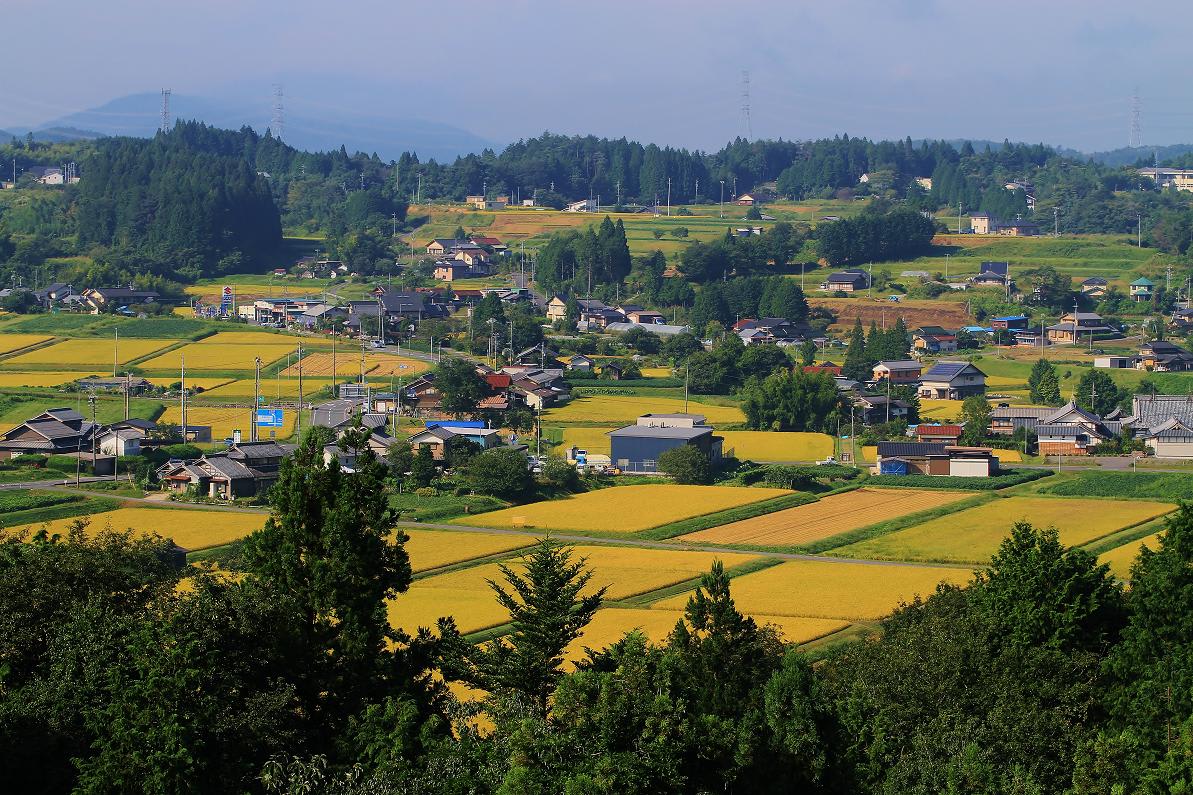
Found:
1,424 -> 1191,792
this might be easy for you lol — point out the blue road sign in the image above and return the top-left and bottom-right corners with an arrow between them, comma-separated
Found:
255,409 -> 284,428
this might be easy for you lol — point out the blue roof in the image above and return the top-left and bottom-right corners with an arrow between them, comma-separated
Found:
961,326 -> 993,333
993,314 -> 1027,321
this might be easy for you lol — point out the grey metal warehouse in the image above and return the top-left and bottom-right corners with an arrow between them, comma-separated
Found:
609,414 -> 723,473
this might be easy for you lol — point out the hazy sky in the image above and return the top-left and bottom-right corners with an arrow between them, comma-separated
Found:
3,0 -> 1191,152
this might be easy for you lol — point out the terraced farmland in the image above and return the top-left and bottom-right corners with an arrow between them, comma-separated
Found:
454,485 -> 790,533
281,352 -> 430,377
0,334 -> 55,355
681,488 -> 976,548
832,496 -> 1175,565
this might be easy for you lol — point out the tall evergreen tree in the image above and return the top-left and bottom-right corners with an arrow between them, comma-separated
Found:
841,318 -> 872,381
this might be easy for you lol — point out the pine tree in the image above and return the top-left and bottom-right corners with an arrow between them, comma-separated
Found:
865,321 -> 883,364
842,318 -> 871,381
885,316 -> 910,360
467,540 -> 606,717
410,442 -> 436,487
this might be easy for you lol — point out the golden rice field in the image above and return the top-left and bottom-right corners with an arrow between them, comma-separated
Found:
567,608 -> 850,661
200,377 -> 336,399
404,528 -> 533,573
0,371 -> 105,387
281,352 -> 431,377
5,506 -> 265,550
0,334 -> 55,355
389,545 -> 761,634
560,426 -> 613,453
159,405 -> 296,440
143,376 -> 235,391
455,484 -> 791,534
654,559 -> 971,622
832,496 -> 1175,565
138,341 -> 299,371
173,306 -> 194,317
544,395 -> 746,425
5,338 -> 176,366
919,399 -> 965,420
719,431 -> 835,461
194,331 -> 328,347
639,367 -> 673,378
1099,532 -> 1163,580
681,487 -> 976,547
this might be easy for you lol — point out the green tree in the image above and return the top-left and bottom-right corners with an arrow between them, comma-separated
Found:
1028,358 -> 1062,406
434,358 -> 487,417
466,540 -> 605,717
841,317 -> 872,381
460,448 -> 533,498
738,344 -> 791,381
410,443 -> 436,487
741,369 -> 841,432
658,444 -> 713,484
798,339 -> 817,367
960,394 -> 992,445
1074,368 -> 1124,416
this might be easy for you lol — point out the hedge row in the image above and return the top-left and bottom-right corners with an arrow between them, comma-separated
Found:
866,468 -> 1051,491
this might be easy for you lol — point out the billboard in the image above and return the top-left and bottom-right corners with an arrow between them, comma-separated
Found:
255,409 -> 284,428
219,285 -> 234,316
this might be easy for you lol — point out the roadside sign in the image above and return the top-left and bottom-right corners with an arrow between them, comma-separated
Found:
232,429 -> 242,444
219,285 -> 234,316
255,408 -> 284,427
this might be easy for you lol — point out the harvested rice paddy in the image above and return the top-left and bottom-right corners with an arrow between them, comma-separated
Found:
681,487 -> 976,547
454,485 -> 790,533
389,545 -> 761,634
4,506 -> 264,551
544,395 -> 745,425
832,496 -> 1175,565
654,559 -> 971,622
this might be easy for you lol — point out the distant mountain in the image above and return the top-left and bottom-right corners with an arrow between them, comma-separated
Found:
1083,144 -> 1193,167
29,92 -> 496,162
0,126 -> 104,144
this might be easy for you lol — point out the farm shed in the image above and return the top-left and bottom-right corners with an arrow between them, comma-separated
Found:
609,414 -> 723,474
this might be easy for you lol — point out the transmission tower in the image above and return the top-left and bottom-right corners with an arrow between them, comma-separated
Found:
1129,89 -> 1142,149
740,70 -> 752,140
271,84 -> 285,140
160,89 -> 172,133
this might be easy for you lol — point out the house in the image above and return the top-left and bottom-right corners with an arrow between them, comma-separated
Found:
323,429 -> 397,471
296,304 -> 347,330
32,283 -> 73,306
1130,277 -> 1155,302
996,220 -> 1039,237
466,195 -> 509,210
546,295 -> 570,323
28,166 -> 65,185
1005,180 -> 1037,209
451,245 -> 490,266
253,296 -> 327,326
872,360 -> 922,384
407,422 -> 503,461
988,405 -> 1055,436
912,326 -> 958,354
81,287 -> 161,312
601,362 -> 625,381
76,375 -> 152,394
991,314 -> 1029,331
970,213 -> 993,234
1171,308 -> 1193,331
874,441 -> 999,477
821,269 -> 870,293
1081,277 -> 1109,297
157,442 -> 293,502
804,363 -> 842,377
1138,340 -> 1193,372
425,238 -> 470,256
1094,355 -> 1134,369
621,307 -> 667,325
918,361 -> 986,399
1046,312 -> 1115,344
735,193 -> 766,206
915,424 -> 963,445
604,321 -> 692,337
854,394 -> 910,424
469,235 -> 506,252
433,262 -> 477,282
0,408 -> 97,457
609,414 -> 723,474
565,199 -> 597,213
1032,402 -> 1123,456
1129,394 -> 1193,457
971,261 -> 1010,287
1138,167 -> 1193,191
566,354 -> 595,372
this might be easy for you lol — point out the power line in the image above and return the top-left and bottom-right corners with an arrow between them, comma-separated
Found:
159,88 -> 171,133
271,84 -> 284,140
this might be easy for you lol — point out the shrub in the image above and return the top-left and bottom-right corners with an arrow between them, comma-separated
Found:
414,487 -> 437,497
47,455 -> 81,473
658,445 -> 712,485
11,454 -> 48,468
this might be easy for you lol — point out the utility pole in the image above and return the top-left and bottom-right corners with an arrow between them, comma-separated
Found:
296,344 -> 304,438
252,357 -> 261,442
1138,213 -> 1142,248
957,202 -> 962,234
719,180 -> 725,218
1054,206 -> 1060,237
124,372 -> 130,420
88,393 -> 96,475
667,177 -> 672,217
180,354 -> 187,441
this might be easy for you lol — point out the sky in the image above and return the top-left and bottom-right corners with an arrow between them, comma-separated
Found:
3,0 -> 1191,154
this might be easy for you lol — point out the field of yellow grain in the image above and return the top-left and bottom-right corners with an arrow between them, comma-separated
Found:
142,376 -> 235,391
199,377 -> 337,399
544,395 -> 745,425
682,487 -> 976,547
833,496 -> 1175,565
389,544 -> 761,634
6,338 -> 176,366
1099,532 -> 1164,580
719,431 -> 835,462
195,331 -> 330,347
139,341 -> 299,370
404,528 -> 534,573
5,506 -> 264,550
0,334 -> 55,355
560,426 -> 614,454
568,608 -> 849,660
639,367 -> 673,378
159,405 -> 296,439
919,399 -> 965,420
280,352 -> 430,377
455,485 -> 790,534
654,559 -> 970,622
0,371 -> 105,387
